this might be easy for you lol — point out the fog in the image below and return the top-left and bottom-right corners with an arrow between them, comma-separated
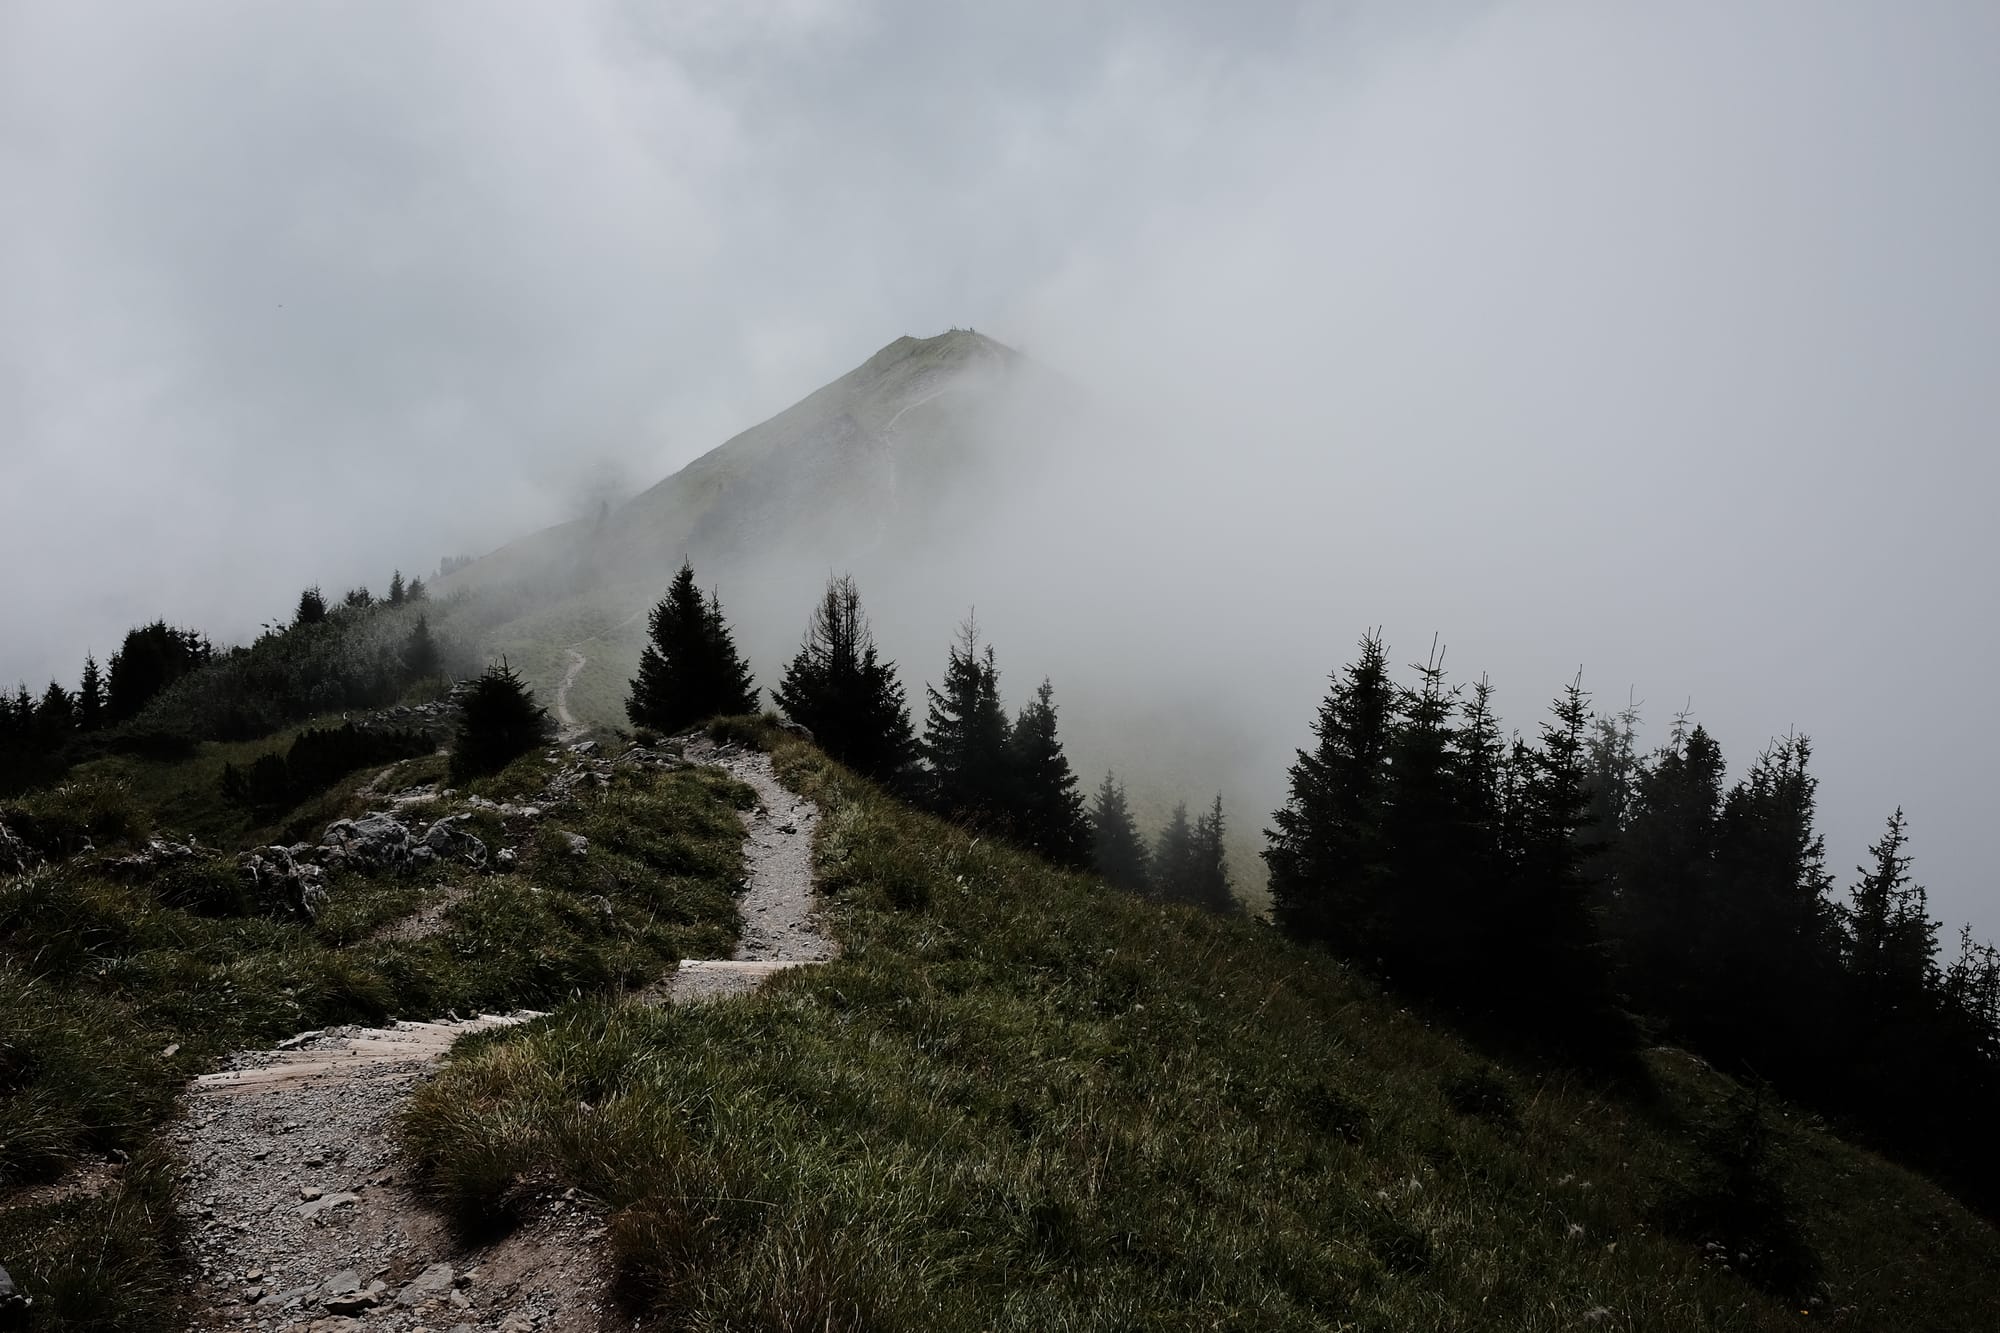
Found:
4,2 -> 1997,938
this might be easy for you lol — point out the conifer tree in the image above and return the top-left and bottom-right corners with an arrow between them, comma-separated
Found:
1005,678 -> 1089,866
1187,794 -> 1236,913
403,614 -> 443,681
295,587 -> 328,627
1089,772 -> 1151,893
626,560 -> 758,734
1497,673 -> 1626,1051
1264,631 -> 1395,949
35,681 -> 75,743
1844,808 -> 1938,998
1379,640 -> 1472,982
920,615 -> 1012,820
1151,801 -> 1196,904
405,575 -> 427,602
76,654 -> 104,733
1606,714 -> 1727,1031
343,587 -> 373,610
772,575 -> 914,782
450,660 -> 552,782
106,621 -> 210,723
388,570 -> 406,606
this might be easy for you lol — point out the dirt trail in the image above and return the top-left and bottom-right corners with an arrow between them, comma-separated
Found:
172,1013 -> 618,1332
552,648 -> 588,740
170,737 -> 832,1328
666,737 -> 836,1002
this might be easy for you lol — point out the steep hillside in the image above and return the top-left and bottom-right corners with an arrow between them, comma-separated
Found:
405,722 -> 2000,1331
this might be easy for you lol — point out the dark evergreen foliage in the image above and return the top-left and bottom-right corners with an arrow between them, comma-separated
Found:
626,561 -> 759,734
403,614 -> 443,680
1264,631 -> 1394,950
295,586 -> 328,626
772,575 -> 914,783
388,570 -> 406,606
919,616 -> 1013,821
222,722 -> 433,812
450,660 -> 551,782
106,621 -> 212,723
1089,772 -> 1151,893
76,654 -> 104,733
1006,678 -> 1089,867
1151,801 -> 1194,902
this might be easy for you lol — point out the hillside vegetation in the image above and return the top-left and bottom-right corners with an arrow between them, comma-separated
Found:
0,738 -> 753,1329
404,723 -> 1999,1332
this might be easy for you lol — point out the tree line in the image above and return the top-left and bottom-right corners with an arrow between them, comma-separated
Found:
622,563 -> 1235,905
1265,631 -> 2000,1211
1,571 -> 447,791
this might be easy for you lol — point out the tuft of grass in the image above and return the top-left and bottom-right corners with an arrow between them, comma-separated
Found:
405,735 -> 2000,1331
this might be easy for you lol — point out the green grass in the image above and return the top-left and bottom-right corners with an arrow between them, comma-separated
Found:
0,748 -> 751,1329
402,726 -> 2000,1332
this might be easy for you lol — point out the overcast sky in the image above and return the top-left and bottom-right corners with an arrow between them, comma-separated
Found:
4,1 -> 1997,938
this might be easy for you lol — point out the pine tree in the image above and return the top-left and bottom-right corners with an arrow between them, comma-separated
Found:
772,575 -> 914,782
1187,794 -> 1236,913
388,570 -> 406,606
405,575 -> 427,603
106,621 -> 209,723
77,654 -> 104,733
1151,801 -> 1196,904
1089,772 -> 1151,893
450,660 -> 552,782
1606,714 -> 1728,1033
1264,631 -> 1395,950
626,561 -> 758,734
403,615 -> 443,681
296,586 -> 328,627
920,615 -> 1012,821
1379,640 -> 1470,983
1497,673 -> 1626,1052
1006,678 -> 1089,867
1844,808 -> 1938,998
343,587 -> 373,610
35,681 -> 75,743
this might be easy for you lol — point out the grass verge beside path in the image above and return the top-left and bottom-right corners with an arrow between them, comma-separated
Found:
0,748 -> 752,1331
403,721 -> 2000,1331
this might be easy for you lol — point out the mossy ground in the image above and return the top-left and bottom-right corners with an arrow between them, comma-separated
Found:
403,724 -> 2000,1332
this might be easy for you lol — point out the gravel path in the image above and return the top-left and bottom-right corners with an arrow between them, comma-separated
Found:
552,649 -> 588,740
666,738 -> 835,1003
171,1016 -> 618,1332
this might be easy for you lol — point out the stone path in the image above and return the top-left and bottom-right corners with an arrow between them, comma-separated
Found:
663,738 -> 836,1003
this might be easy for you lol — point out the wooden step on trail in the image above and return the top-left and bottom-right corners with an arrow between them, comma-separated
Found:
189,1011 -> 546,1096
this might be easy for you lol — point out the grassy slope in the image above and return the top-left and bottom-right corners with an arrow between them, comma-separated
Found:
406,727 -> 1999,1332
0,742 -> 753,1330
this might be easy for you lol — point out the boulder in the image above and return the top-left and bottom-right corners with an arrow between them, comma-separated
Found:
238,845 -> 328,918
107,836 -> 203,880
421,814 -> 489,869
320,812 -> 415,872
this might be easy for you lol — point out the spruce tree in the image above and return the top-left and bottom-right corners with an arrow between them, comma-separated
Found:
295,587 -> 328,627
343,587 -> 373,610
920,615 -> 1012,821
1089,772 -> 1151,893
1006,678 -> 1089,867
1498,673 -> 1626,1053
1188,794 -> 1235,914
388,570 -> 406,606
1151,801 -> 1196,904
403,615 -> 443,681
772,575 -> 914,782
35,681 -> 75,744
76,654 -> 104,732
450,660 -> 552,782
1844,808 -> 1938,998
626,561 -> 758,734
1264,631 -> 1395,950
405,575 -> 427,602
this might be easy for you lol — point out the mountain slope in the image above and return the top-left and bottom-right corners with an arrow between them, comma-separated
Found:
404,721 -> 2000,1331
